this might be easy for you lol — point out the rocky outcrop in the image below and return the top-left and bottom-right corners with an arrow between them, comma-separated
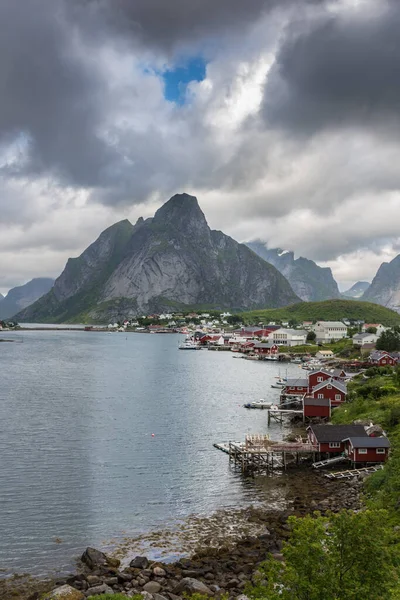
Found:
42,585 -> 85,600
342,281 -> 370,299
15,194 -> 299,323
246,242 -> 340,302
0,277 -> 54,320
362,255 -> 400,310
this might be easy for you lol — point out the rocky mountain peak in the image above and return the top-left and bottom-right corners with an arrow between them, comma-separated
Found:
153,193 -> 208,236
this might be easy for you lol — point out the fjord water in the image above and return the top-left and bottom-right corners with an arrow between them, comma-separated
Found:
0,331 -> 300,576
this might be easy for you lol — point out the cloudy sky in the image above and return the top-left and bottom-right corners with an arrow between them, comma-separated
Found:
1,0 -> 399,294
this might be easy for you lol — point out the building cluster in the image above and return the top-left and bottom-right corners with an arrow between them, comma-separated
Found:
307,424 -> 390,464
281,367 -> 348,419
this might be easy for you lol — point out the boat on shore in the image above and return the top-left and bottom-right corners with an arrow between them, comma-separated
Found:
243,400 -> 279,410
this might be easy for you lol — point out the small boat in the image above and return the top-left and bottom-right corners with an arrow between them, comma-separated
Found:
291,357 -> 302,364
264,355 -> 278,361
243,400 -> 277,410
178,337 -> 201,350
271,383 -> 284,389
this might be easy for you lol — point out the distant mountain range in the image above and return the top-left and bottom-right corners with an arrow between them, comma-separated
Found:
342,281 -> 370,299
246,242 -> 340,302
15,194 -> 299,323
362,255 -> 400,311
0,278 -> 55,320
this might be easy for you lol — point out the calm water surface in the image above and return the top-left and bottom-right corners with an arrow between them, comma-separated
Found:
0,331 -> 302,575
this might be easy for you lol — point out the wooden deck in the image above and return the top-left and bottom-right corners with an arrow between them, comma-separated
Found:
214,434 -> 318,473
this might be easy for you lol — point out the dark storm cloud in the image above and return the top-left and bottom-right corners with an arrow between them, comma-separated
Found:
262,3 -> 400,133
68,0 -> 322,53
0,0 -> 118,188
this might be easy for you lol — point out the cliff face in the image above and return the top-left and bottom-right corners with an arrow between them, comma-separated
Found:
0,278 -> 55,320
15,194 -> 299,323
246,242 -> 340,302
362,255 -> 400,311
342,281 -> 370,299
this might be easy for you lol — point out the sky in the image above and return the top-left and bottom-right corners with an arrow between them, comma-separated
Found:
1,0 -> 400,295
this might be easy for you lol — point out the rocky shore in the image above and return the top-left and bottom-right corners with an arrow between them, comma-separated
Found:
1,474 -> 363,600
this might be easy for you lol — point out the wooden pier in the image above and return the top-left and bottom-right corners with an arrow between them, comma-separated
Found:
216,434 -> 318,473
267,407 -> 304,425
324,465 -> 383,479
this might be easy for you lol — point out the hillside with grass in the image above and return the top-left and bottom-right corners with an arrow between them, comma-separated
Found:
240,299 -> 400,326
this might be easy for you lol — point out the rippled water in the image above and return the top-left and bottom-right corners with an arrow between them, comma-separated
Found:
0,331 -> 302,575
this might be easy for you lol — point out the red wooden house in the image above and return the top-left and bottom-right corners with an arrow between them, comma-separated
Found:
308,368 -> 346,392
303,397 -> 331,419
310,378 -> 347,406
282,378 -> 309,396
369,351 -> 398,366
307,424 -> 368,454
343,436 -> 390,463
253,342 -> 279,356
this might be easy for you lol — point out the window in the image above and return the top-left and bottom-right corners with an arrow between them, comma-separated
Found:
317,377 -> 323,382
327,384 -> 332,389
358,449 -> 368,454
318,393 -> 324,399
376,448 -> 386,454
335,394 -> 341,400
329,442 -> 341,448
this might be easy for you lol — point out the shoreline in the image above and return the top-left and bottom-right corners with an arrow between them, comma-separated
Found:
0,469 -> 363,599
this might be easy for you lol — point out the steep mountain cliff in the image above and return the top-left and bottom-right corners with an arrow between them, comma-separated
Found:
362,255 -> 400,311
15,194 -> 299,323
342,281 -> 370,299
0,278 -> 55,320
246,242 -> 340,302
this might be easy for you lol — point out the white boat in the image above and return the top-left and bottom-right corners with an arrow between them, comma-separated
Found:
264,355 -> 278,361
178,337 -> 201,350
243,400 -> 278,410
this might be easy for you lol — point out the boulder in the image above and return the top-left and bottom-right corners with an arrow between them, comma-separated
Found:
153,594 -> 169,600
41,585 -> 85,600
153,566 -> 166,577
85,583 -> 114,596
130,556 -> 149,569
173,578 -> 213,596
143,581 -> 162,594
81,547 -> 120,571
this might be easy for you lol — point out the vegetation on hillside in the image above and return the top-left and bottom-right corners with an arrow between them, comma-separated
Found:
245,366 -> 400,599
240,299 -> 400,326
248,509 -> 399,600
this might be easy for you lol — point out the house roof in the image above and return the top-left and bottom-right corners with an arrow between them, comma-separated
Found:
309,368 -> 345,377
308,424 -> 367,442
316,321 -> 347,328
344,436 -> 390,448
304,397 -> 331,406
253,342 -> 277,348
285,378 -> 309,387
316,350 -> 334,355
312,378 -> 347,394
353,333 -> 376,339
370,351 -> 391,360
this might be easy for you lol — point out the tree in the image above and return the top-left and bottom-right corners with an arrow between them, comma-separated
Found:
306,331 -> 316,342
248,510 -> 399,600
226,315 -> 242,325
376,329 -> 400,352
366,326 -> 377,334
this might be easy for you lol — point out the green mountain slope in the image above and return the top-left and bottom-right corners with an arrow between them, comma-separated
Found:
0,278 -> 55,320
240,299 -> 400,326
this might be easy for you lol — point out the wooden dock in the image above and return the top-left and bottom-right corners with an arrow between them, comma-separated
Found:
267,407 -> 304,425
324,465 -> 383,479
215,434 -> 318,473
